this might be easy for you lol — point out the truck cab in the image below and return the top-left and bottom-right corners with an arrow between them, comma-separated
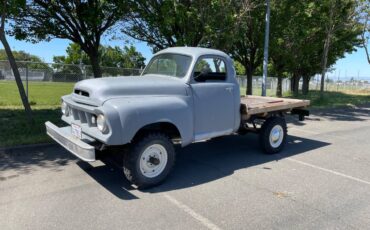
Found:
46,47 -> 309,188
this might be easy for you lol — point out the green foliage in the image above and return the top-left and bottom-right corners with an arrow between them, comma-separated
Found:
53,44 -> 90,66
226,0 -> 264,74
286,90 -> 370,108
194,59 -> 210,72
358,0 -> 369,64
0,49 -> 49,70
269,0 -> 361,95
234,61 -> 245,75
103,45 -> 146,69
123,0 -> 234,51
11,1 -> 126,44
0,0 -> 25,18
215,0 -> 265,95
0,49 -> 42,62
11,0 -> 129,78
53,43 -> 145,68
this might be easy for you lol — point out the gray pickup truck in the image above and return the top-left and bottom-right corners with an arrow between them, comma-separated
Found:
46,47 -> 309,188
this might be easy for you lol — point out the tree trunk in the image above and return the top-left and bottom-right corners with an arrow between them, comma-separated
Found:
291,72 -> 300,96
302,75 -> 310,95
360,12 -> 369,64
87,50 -> 102,78
320,35 -> 330,97
245,67 -> 253,95
276,75 -> 282,97
0,32 -> 33,122
290,76 -> 294,92
294,76 -> 300,95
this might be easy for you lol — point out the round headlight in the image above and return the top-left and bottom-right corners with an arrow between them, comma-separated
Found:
61,101 -> 67,115
97,114 -> 108,133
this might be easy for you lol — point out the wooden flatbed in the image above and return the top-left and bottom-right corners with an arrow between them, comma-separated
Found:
240,95 -> 310,116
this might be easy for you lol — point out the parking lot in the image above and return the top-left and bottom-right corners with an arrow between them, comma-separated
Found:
1,105 -> 370,230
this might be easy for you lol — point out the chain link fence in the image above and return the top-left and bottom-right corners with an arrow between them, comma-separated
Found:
237,75 -> 370,95
1,60 -> 368,97
309,74 -> 370,92
0,60 -> 143,82
236,76 -> 290,96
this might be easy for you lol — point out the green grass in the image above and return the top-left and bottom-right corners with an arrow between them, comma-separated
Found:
285,90 -> 370,108
0,81 -> 73,148
0,81 -> 369,147
0,108 -> 64,147
239,87 -> 276,96
0,81 -> 74,108
240,86 -> 370,108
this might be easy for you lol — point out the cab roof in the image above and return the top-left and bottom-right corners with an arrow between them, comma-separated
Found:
156,47 -> 229,59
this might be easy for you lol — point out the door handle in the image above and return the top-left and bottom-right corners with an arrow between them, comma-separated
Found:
225,87 -> 233,92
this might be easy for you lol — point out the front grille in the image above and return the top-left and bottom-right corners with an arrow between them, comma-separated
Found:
74,89 -> 89,97
69,108 -> 96,127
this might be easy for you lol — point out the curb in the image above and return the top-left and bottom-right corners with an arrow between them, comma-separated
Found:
0,142 -> 57,153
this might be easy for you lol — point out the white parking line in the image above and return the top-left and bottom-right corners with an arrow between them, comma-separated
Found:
287,158 -> 370,186
163,193 -> 222,230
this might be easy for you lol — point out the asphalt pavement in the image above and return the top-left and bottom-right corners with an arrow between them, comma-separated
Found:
1,104 -> 370,230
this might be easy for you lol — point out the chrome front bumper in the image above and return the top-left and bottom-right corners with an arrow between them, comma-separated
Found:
45,121 -> 96,162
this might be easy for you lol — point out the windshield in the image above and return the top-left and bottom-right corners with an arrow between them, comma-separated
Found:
142,53 -> 192,78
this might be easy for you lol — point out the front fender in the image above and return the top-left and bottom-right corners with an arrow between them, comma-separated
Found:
104,96 -> 194,146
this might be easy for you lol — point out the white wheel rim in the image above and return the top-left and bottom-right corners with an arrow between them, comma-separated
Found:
139,144 -> 168,178
269,125 -> 284,148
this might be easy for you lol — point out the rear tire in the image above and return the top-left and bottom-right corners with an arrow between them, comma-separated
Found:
259,116 -> 287,154
123,132 -> 175,189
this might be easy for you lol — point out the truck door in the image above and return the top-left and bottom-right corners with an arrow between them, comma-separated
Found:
190,56 -> 235,141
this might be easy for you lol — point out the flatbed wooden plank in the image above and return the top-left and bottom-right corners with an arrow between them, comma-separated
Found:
240,95 -> 310,115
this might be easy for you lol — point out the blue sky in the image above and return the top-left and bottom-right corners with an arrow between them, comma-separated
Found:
2,34 -> 370,79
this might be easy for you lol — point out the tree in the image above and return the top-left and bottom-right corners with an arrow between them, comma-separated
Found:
53,43 -> 91,66
269,1 -> 306,96
319,0 -> 360,97
359,0 -> 370,64
53,43 -> 145,78
227,0 -> 264,95
122,0 -> 234,52
0,0 -> 33,122
0,49 -> 49,69
101,45 -> 146,69
0,49 -> 41,61
269,0 -> 360,96
54,43 -> 145,68
271,1 -> 327,96
234,61 -> 245,75
11,0 -> 128,78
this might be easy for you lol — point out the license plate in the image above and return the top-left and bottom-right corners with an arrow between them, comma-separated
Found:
71,124 -> 82,139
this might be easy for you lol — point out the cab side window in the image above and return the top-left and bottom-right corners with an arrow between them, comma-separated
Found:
193,57 -> 227,82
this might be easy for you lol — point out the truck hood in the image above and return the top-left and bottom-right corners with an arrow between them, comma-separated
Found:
71,75 -> 189,106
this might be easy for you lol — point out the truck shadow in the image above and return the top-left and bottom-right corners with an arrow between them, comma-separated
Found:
286,104 -> 370,127
78,134 -> 330,200
312,105 -> 370,122
77,160 -> 139,200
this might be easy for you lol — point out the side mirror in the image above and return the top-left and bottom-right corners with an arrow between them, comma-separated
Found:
193,72 -> 206,82
193,72 -> 226,82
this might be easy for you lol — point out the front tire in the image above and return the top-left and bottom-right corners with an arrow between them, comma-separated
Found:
123,132 -> 175,189
259,116 -> 287,154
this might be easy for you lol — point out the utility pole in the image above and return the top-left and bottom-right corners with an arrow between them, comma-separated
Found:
262,0 -> 270,96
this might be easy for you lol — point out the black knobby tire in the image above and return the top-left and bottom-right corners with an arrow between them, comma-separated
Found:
123,132 -> 175,189
259,116 -> 287,154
